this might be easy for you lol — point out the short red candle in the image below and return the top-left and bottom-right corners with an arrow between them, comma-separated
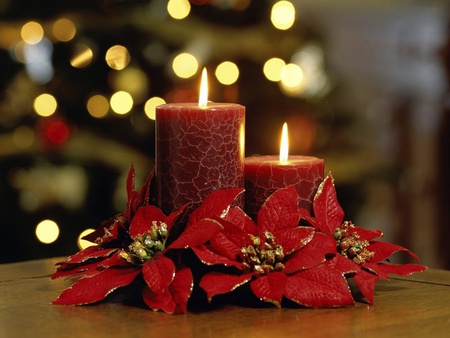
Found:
156,102 -> 245,216
244,155 -> 324,220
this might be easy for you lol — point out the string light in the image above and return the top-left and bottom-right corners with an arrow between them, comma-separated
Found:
271,1 -> 296,30
35,219 -> 60,244
110,91 -> 133,115
87,94 -> 109,118
215,61 -> 239,85
172,52 -> 199,78
167,0 -> 191,20
105,45 -> 130,70
263,58 -> 286,82
33,93 -> 57,117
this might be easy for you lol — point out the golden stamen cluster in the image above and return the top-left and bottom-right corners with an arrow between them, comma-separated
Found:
241,232 -> 285,275
121,221 -> 168,265
334,221 -> 375,265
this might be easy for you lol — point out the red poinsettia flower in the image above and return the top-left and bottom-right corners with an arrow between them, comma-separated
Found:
171,185 -> 356,308
52,166 -> 193,314
301,172 -> 427,303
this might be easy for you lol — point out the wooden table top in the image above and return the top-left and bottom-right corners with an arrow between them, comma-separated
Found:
1,257 -> 449,337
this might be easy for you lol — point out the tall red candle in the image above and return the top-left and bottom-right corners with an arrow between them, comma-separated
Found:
244,123 -> 324,220
156,102 -> 245,216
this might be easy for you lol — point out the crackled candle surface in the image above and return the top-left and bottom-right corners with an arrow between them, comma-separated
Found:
156,102 -> 245,216
244,155 -> 324,220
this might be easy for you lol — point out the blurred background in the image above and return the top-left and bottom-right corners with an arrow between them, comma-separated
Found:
0,0 -> 449,268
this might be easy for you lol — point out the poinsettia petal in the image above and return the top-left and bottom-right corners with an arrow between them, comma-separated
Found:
351,226 -> 383,242
142,285 -> 177,314
285,264 -> 354,307
284,232 -> 336,274
199,272 -> 252,301
274,226 -> 314,255
257,186 -> 300,233
187,188 -> 244,226
142,254 -> 176,294
169,265 -> 194,314
129,205 -> 166,238
249,272 -> 287,307
82,217 -> 126,245
313,172 -> 344,235
370,263 -> 427,277
138,167 -> 155,207
165,204 -> 188,232
191,245 -> 243,269
210,232 -> 243,260
352,268 -> 379,304
168,218 -> 223,249
57,247 -> 117,266
224,206 -> 258,235
52,267 -> 140,305
327,254 -> 360,275
368,241 -> 420,263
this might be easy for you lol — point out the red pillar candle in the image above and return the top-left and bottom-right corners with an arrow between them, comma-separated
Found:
244,123 -> 324,220
156,71 -> 245,216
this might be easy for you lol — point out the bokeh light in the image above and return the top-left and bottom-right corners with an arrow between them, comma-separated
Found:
21,21 -> 44,45
12,126 -> 35,149
145,97 -> 166,120
87,94 -> 109,118
110,67 -> 149,104
263,57 -> 286,82
280,63 -> 303,88
35,219 -> 60,244
52,18 -> 76,42
105,45 -> 130,70
172,52 -> 199,78
167,0 -> 191,20
46,120 -> 70,144
110,91 -> 133,115
70,43 -> 93,68
33,93 -> 57,117
271,1 -> 296,30
77,228 -> 95,250
215,61 -> 239,85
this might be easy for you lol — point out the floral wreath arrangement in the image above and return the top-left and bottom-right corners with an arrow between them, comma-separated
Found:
52,165 -> 426,314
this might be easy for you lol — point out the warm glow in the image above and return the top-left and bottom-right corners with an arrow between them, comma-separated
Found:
87,94 -> 109,118
110,91 -> 133,115
145,97 -> 166,120
35,219 -> 60,244
280,63 -> 303,88
167,0 -> 191,20
70,44 -> 93,68
105,45 -> 130,70
279,122 -> 289,163
199,68 -> 208,108
33,93 -> 57,117
172,52 -> 198,78
52,18 -> 76,42
215,61 -> 239,85
271,1 -> 296,30
263,58 -> 286,82
12,126 -> 35,149
21,21 -> 44,45
77,228 -> 96,250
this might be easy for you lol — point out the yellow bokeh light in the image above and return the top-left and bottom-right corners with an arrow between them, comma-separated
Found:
21,21 -> 44,45
110,91 -> 133,115
215,61 -> 239,85
280,63 -> 303,88
53,18 -> 76,42
167,0 -> 191,20
87,94 -> 109,118
33,93 -> 57,117
35,219 -> 60,244
111,67 -> 149,104
105,45 -> 130,70
77,228 -> 96,250
144,97 -> 166,120
172,52 -> 198,79
271,1 -> 296,30
263,57 -> 286,82
70,44 -> 93,68
12,126 -> 35,149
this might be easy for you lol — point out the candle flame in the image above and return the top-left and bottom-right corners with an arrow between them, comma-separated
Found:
199,68 -> 208,108
279,122 -> 289,163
